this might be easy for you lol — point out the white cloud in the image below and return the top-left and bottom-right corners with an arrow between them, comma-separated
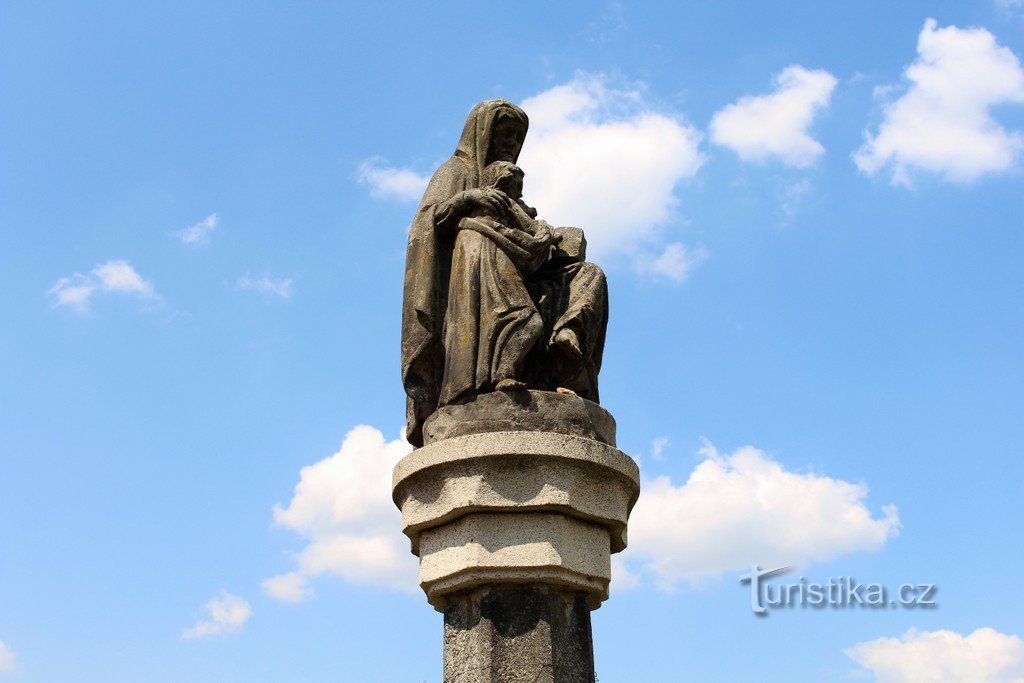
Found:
264,425 -> 417,599
0,641 -> 16,672
181,590 -> 252,640
644,242 -> 708,283
610,556 -> 640,591
650,436 -> 670,462
235,274 -> 293,299
49,260 -> 155,313
621,442 -> 900,589
518,74 -> 706,261
358,158 -> 431,202
48,276 -> 96,313
854,19 -> 1024,185
847,627 -> 1024,683
710,65 -> 838,167
261,572 -> 313,603
93,260 -> 155,296
175,213 -> 218,247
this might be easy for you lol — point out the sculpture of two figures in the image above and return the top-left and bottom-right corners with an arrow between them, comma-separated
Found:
401,99 -> 610,446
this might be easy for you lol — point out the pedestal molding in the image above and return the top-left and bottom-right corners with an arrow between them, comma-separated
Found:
392,430 -> 639,612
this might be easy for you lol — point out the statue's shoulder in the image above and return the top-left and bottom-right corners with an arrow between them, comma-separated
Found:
432,156 -> 467,180
420,157 -> 469,204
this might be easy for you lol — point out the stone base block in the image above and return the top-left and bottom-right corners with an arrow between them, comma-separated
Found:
419,512 -> 610,611
422,390 -> 616,446
394,432 -> 637,555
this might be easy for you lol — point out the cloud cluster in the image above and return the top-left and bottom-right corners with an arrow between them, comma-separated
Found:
49,260 -> 156,314
355,19 -> 1024,272
357,75 -> 707,276
621,442 -> 900,589
235,274 -> 294,299
175,213 -> 218,247
710,65 -> 838,167
267,429 -> 898,597
263,426 -> 416,602
181,590 -> 252,640
357,158 -> 431,202
855,19 -> 1024,185
0,641 -> 15,672
847,627 -> 1024,682
517,74 -> 706,262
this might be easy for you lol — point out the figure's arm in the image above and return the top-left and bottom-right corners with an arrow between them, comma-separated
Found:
435,189 -> 513,234
418,162 -> 513,237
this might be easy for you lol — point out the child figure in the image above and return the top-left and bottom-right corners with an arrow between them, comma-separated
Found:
470,160 -> 557,275
448,161 -> 557,393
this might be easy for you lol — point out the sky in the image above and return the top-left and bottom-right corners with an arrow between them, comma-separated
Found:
1,1 -> 1023,681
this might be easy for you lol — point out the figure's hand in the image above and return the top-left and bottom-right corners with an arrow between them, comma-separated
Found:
460,188 -> 512,215
533,219 -> 557,247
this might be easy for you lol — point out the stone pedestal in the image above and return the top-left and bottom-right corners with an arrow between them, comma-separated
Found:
392,390 -> 639,681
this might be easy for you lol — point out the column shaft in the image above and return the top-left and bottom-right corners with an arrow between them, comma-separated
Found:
443,584 -> 595,683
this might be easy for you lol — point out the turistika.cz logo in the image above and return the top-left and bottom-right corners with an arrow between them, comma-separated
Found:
739,565 -> 937,615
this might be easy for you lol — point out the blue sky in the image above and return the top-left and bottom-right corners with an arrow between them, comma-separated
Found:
2,2 -> 1024,681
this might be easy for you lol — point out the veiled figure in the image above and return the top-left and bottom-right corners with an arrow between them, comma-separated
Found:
402,99 -> 608,447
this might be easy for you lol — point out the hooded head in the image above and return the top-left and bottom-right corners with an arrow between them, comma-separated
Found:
454,99 -> 528,189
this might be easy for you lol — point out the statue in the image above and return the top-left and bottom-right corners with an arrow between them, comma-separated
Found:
401,99 -> 609,447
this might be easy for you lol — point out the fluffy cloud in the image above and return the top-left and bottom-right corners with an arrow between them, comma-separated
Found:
235,274 -> 293,299
260,572 -> 312,603
847,627 -> 1024,683
181,590 -> 252,640
650,436 -> 670,462
92,261 -> 154,295
643,242 -> 708,283
49,260 -> 156,313
518,74 -> 706,261
710,65 -> 838,167
621,442 -> 900,589
263,426 -> 416,601
0,641 -> 15,672
358,158 -> 431,202
175,213 -> 218,247
854,19 -> 1024,185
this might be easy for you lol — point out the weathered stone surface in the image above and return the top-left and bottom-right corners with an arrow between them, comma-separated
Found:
419,512 -> 610,611
550,227 -> 586,264
393,430 -> 639,612
401,99 -> 609,448
444,584 -> 594,683
394,430 -> 637,553
422,389 -> 616,446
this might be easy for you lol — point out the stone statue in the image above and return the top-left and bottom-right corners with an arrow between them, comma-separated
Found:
401,99 -> 609,447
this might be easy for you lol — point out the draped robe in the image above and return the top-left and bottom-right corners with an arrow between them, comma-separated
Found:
401,100 -> 608,447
